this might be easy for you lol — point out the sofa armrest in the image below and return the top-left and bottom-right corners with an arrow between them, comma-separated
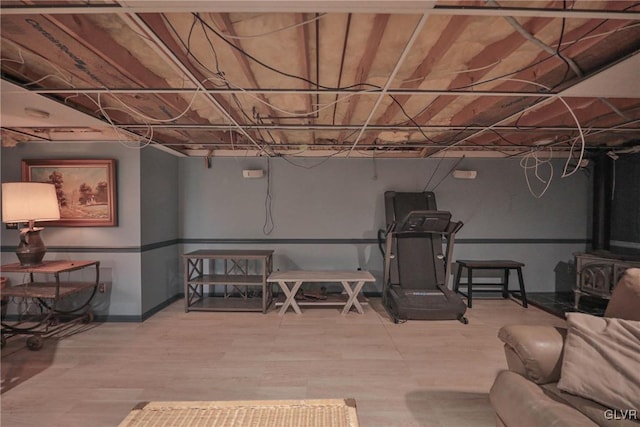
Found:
498,325 -> 567,385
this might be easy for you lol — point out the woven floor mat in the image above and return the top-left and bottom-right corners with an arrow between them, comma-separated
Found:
118,398 -> 359,427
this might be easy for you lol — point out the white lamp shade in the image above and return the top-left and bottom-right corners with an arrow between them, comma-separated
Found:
1,182 -> 61,223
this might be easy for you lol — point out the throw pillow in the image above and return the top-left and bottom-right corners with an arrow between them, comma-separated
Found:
557,312 -> 640,413
605,268 -> 640,320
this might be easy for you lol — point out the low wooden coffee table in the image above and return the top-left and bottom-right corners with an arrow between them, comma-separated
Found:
267,270 -> 375,315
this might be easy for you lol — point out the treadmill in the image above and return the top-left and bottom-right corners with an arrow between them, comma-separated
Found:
380,191 -> 468,324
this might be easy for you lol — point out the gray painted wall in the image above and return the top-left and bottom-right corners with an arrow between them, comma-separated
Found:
1,143 -> 592,319
1,142 -> 143,317
140,148 -> 180,314
141,247 -> 181,315
180,157 -> 590,292
140,148 -> 179,245
1,142 -> 141,247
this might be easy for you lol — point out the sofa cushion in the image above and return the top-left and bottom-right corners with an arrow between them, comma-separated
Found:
542,383 -> 639,427
557,312 -> 640,413
605,268 -> 640,320
490,370 -> 598,427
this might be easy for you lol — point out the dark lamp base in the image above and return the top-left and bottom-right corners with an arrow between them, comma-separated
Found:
16,229 -> 47,267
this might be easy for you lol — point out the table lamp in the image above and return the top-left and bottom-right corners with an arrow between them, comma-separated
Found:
1,182 -> 61,267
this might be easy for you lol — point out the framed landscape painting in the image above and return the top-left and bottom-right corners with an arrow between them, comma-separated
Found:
22,159 -> 117,227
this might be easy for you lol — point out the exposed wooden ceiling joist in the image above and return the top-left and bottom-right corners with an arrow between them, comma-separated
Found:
1,0 -> 638,158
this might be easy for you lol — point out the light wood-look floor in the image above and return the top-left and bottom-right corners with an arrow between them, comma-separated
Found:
1,298 -> 565,427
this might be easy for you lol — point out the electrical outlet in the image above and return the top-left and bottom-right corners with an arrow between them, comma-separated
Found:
98,283 -> 105,293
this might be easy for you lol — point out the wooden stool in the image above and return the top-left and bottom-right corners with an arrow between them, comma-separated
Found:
453,260 -> 528,308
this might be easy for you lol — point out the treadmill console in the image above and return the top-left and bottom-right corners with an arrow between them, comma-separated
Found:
397,210 -> 452,233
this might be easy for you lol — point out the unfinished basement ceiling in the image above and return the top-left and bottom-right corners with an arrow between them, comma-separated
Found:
1,1 -> 639,158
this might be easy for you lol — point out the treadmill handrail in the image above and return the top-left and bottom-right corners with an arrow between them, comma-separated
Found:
393,230 -> 455,238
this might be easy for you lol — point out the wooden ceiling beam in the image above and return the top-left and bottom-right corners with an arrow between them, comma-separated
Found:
477,98 -> 640,146
337,14 -> 390,143
296,12 -> 316,145
451,19 -> 634,127
359,15 -> 473,147
137,14 -> 254,131
446,19 -> 636,149
0,17 -> 186,138
0,17 -> 130,91
296,13 -> 314,121
470,101 -> 640,148
410,16 -> 552,126
375,16 -> 473,124
37,13 -> 230,143
208,12 -> 289,144
518,98 -> 598,127
585,100 -> 640,127
362,1 -> 495,148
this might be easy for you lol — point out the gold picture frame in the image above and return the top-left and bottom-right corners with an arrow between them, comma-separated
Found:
22,159 -> 117,227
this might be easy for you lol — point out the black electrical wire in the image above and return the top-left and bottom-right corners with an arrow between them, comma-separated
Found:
188,8 -> 640,157
194,8 -> 478,151
192,8 -> 461,148
263,157 -> 274,235
177,37 -> 279,237
486,0 -> 639,147
197,16 -> 223,79
488,128 -> 520,146
194,14 -> 288,153
191,8 -> 640,97
195,13 -> 360,162
389,97 -> 439,144
553,0 -> 578,89
164,15 -> 224,84
333,13 -> 352,125
555,19 -> 572,87
422,155 -> 445,191
181,14 -> 275,154
456,2 -> 640,92
192,13 -> 449,151
561,2 -> 640,53
189,10 -> 521,148
193,12 -> 380,92
388,99 -> 491,148
255,113 -> 280,148
430,156 -> 466,192
278,148 -> 348,169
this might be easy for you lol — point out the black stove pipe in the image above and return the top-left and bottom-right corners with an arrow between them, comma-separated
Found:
592,154 -> 614,251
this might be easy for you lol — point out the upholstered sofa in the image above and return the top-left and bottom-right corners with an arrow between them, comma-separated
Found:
490,268 -> 640,427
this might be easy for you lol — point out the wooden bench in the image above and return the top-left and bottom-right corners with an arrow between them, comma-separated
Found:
267,270 -> 375,315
